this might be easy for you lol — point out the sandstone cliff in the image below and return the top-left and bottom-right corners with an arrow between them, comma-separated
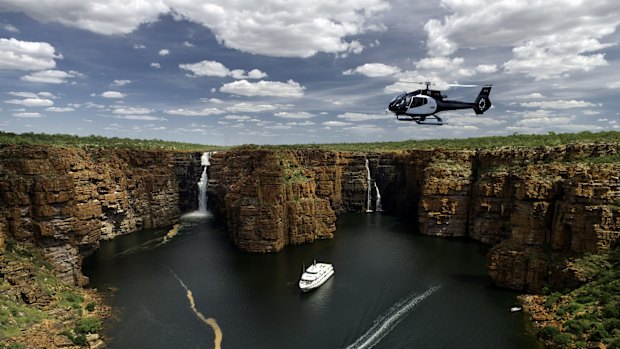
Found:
0,145 -> 203,286
208,149 -> 342,252
1,142 -> 618,295
208,144 -> 620,292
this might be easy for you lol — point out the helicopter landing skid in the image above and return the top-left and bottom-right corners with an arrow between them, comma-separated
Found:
397,114 -> 444,125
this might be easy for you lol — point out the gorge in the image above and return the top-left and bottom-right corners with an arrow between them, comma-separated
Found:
1,138 -> 619,347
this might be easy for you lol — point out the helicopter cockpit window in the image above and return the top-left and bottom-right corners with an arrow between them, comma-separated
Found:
410,97 -> 427,108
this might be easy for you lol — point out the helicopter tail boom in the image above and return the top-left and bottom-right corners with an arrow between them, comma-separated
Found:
474,85 -> 492,115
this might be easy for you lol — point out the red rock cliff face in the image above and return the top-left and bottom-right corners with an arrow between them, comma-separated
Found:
0,145 -> 203,285
208,145 -> 620,292
2,143 -> 618,293
208,149 -> 348,252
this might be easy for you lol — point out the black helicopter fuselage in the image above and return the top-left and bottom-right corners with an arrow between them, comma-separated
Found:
388,86 -> 492,124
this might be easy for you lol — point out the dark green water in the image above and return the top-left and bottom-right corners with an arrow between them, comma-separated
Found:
83,213 -> 541,349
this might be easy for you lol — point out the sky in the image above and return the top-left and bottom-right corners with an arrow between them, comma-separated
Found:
0,0 -> 619,146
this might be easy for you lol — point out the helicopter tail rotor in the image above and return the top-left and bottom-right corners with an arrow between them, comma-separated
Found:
474,85 -> 492,114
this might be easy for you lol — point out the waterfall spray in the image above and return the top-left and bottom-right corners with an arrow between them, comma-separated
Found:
198,152 -> 213,213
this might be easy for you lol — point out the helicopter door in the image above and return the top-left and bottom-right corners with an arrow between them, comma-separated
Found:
407,96 -> 436,115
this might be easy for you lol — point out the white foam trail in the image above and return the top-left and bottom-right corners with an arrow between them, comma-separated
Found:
345,285 -> 440,349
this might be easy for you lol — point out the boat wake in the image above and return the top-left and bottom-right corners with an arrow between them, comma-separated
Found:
345,285 -> 441,349
158,262 -> 223,349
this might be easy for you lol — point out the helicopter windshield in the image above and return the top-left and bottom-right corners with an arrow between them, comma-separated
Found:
390,93 -> 406,103
388,93 -> 409,113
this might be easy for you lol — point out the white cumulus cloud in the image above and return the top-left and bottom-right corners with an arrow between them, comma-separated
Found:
275,111 -> 314,119
220,80 -> 304,97
0,38 -> 61,71
112,79 -> 131,86
164,108 -> 225,116
424,0 -> 620,79
323,120 -> 352,127
101,91 -> 126,98
113,107 -> 153,115
230,69 -> 268,80
0,0 -> 169,35
46,107 -> 75,112
2,23 -> 19,32
13,112 -> 44,118
5,97 -> 54,107
159,49 -> 170,56
180,60 -> 230,77
520,100 -> 597,109
180,60 -> 266,80
337,112 -> 387,122
20,69 -> 82,84
227,103 -> 279,113
343,63 -> 401,77
0,0 -> 390,58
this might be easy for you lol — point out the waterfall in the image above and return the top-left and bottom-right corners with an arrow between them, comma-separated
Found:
365,158 -> 373,212
373,182 -> 383,212
365,158 -> 383,213
197,152 -> 212,213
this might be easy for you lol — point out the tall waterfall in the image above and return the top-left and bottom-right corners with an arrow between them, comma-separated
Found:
197,152 -> 212,213
365,158 -> 383,212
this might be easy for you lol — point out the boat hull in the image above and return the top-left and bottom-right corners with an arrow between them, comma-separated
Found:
298,262 -> 334,292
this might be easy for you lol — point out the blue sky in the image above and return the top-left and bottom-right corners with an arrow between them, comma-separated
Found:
1,0 -> 619,146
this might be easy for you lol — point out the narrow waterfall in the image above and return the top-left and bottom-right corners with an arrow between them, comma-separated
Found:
373,181 -> 383,212
197,152 -> 212,213
365,158 -> 373,212
366,158 -> 383,213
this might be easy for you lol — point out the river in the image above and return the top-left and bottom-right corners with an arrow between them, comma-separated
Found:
83,212 -> 541,349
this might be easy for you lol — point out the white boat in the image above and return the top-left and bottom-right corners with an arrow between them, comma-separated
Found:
510,306 -> 522,312
299,261 -> 334,292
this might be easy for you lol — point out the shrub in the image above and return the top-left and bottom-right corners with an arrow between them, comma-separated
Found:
603,304 -> 620,318
576,295 -> 595,304
539,325 -> 560,340
545,292 -> 563,307
85,303 -> 96,312
589,328 -> 610,342
608,337 -> 620,349
75,317 -> 102,334
554,333 -> 573,346
564,319 -> 586,335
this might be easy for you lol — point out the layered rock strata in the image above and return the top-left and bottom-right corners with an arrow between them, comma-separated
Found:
0,145 -> 203,286
208,149 -> 342,252
208,145 -> 620,292
1,143 -> 619,294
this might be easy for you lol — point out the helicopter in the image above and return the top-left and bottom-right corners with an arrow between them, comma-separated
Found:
387,82 -> 492,125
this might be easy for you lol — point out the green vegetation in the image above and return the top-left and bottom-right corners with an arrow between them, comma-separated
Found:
537,245 -> 620,348
0,241 -> 104,346
2,130 -> 620,153
62,316 -> 103,345
0,131 -> 225,152
262,130 -> 620,152
277,155 -> 310,184
0,280 -> 46,338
